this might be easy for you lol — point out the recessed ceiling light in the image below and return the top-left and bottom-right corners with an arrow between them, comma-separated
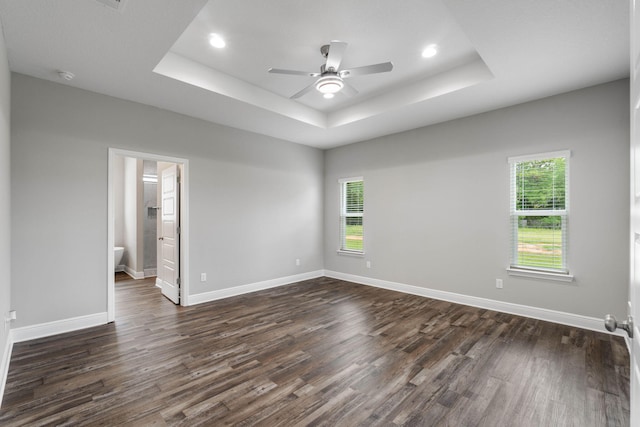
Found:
323,93 -> 335,99
421,44 -> 438,58
208,33 -> 226,49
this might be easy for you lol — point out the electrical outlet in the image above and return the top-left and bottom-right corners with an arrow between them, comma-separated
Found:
296,259 -> 300,266
366,261 -> 371,268
200,273 -> 207,282
496,279 -> 503,289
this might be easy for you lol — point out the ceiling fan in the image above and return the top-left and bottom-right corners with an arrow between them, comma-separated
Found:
268,41 -> 393,99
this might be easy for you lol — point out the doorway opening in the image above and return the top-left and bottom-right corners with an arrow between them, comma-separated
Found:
107,148 -> 190,322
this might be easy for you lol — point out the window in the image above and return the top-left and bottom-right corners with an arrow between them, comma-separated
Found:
339,177 -> 364,254
509,151 -> 569,275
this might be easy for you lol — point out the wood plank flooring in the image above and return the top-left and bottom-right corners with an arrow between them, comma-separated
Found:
0,274 -> 630,426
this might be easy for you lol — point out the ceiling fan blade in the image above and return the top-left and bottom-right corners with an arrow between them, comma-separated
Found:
341,82 -> 359,97
339,62 -> 393,78
269,68 -> 320,77
290,82 -> 316,99
325,41 -> 348,72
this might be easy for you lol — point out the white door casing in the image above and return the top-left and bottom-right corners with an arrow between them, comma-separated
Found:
108,148 -> 189,321
160,164 -> 180,304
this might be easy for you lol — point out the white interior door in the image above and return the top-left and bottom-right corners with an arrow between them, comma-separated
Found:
630,2 -> 640,423
160,164 -> 180,304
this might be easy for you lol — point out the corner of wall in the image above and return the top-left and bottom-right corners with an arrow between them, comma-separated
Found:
0,17 -> 11,408
0,331 -> 13,408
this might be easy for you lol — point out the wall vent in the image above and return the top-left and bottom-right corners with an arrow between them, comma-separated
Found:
94,0 -> 128,12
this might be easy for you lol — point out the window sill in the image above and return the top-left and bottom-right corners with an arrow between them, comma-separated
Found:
337,249 -> 365,257
507,267 -> 574,283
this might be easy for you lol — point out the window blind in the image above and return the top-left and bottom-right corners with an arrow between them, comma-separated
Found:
509,151 -> 569,273
339,177 -> 364,253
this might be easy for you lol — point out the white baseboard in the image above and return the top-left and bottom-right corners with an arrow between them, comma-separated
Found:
187,270 -> 325,306
123,266 -> 144,280
155,278 -> 162,289
115,264 -> 124,273
324,271 -> 624,337
144,268 -> 157,278
11,312 -> 109,343
0,332 -> 13,408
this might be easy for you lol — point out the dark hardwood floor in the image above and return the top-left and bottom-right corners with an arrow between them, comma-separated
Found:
0,274 -> 630,426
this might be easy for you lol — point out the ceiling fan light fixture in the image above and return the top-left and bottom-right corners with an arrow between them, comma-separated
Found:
323,93 -> 335,99
315,75 -> 344,94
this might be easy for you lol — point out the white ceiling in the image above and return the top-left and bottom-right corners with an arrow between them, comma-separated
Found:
0,0 -> 629,149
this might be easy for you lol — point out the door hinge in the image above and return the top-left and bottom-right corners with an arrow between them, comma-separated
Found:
177,226 -> 181,235
176,277 -> 181,286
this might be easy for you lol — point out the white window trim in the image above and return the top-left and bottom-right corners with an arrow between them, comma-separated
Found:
507,150 -> 571,279
337,249 -> 366,256
338,176 -> 364,255
508,150 -> 571,164
338,176 -> 364,184
507,267 -> 574,282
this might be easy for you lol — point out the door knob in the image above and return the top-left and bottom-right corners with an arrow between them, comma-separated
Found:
604,314 -> 634,338
158,237 -> 164,241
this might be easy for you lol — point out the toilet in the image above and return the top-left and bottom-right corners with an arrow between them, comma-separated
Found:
114,246 -> 124,271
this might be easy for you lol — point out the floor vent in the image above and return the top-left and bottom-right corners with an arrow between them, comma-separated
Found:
94,0 -> 128,12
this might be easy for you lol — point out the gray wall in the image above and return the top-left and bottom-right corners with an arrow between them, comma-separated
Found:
10,73 -> 324,328
324,80 -> 629,319
0,21 -> 11,379
7,71 -> 629,328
